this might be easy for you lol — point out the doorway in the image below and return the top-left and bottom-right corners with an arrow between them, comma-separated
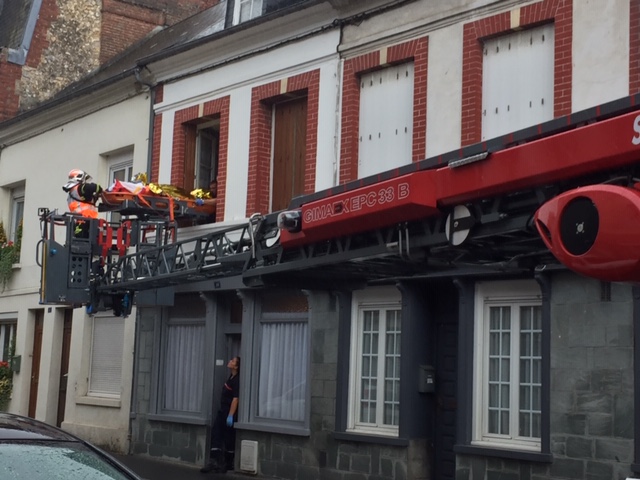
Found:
28,310 -> 44,418
56,310 -> 72,426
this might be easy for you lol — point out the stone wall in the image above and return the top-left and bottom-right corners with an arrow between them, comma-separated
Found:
2,0 -> 220,120
237,290 -> 415,480
545,273 -> 634,480
130,307 -> 208,464
456,272 -> 635,480
18,0 -> 101,113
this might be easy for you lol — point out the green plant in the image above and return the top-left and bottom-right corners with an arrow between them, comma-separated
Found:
0,334 -> 16,411
0,361 -> 11,411
0,221 -> 21,292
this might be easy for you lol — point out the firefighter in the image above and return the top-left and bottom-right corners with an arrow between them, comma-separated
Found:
62,169 -> 102,236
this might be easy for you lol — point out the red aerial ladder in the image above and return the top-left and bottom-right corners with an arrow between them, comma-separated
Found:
37,93 -> 640,315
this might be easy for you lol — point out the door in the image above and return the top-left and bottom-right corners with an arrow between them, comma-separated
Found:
56,310 -> 72,426
272,96 -> 307,211
28,310 -> 44,418
434,321 -> 458,480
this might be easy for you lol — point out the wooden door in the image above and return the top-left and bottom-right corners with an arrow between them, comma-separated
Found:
28,311 -> 44,418
272,96 -> 307,212
56,310 -> 72,426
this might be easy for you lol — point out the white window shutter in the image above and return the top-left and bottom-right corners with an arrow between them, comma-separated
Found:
359,63 -> 414,178
89,316 -> 125,396
482,24 -> 554,140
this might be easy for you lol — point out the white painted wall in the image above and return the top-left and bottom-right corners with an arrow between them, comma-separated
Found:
0,92 -> 150,451
572,0 -> 629,111
426,24 -> 463,157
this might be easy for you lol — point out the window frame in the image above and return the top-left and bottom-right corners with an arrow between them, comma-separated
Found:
233,0 -> 263,24
10,186 -> 24,246
254,312 -> 309,425
0,320 -> 16,363
347,287 -> 402,437
195,122 -> 219,191
151,294 -> 208,421
472,280 -> 542,452
107,154 -> 134,223
240,291 -> 311,435
158,313 -> 206,417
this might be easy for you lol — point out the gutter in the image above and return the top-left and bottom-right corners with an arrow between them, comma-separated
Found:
137,0 -> 418,86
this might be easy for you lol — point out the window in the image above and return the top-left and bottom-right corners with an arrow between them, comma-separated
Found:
473,281 -> 542,451
195,125 -> 219,191
247,291 -> 310,430
107,152 -> 134,223
0,321 -> 16,362
10,187 -> 24,245
257,320 -> 308,421
160,294 -> 206,415
88,315 -> 124,397
348,287 -> 402,436
482,24 -> 554,140
233,0 -> 263,24
358,63 -> 414,178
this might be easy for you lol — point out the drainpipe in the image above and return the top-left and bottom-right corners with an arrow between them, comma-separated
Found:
126,67 -> 156,454
134,67 -> 157,180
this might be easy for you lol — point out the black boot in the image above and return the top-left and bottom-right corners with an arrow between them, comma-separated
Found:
200,449 -> 222,473
225,451 -> 235,471
212,449 -> 227,473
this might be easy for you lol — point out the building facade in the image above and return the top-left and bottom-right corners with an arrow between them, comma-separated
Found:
2,1 -> 640,480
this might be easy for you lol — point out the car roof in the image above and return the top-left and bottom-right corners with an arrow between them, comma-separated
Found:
0,413 -> 79,441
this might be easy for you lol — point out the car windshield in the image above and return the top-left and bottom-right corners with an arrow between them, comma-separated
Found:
0,441 -> 134,479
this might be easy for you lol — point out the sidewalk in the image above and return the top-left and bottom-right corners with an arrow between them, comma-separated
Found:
112,453 -> 271,480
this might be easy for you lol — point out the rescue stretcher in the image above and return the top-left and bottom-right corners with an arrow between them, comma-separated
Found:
98,190 -> 216,220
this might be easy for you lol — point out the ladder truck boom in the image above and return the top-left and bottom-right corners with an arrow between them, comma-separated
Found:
37,206 -> 275,315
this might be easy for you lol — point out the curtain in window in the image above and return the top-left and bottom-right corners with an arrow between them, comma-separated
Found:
257,321 -> 308,421
163,323 -> 205,412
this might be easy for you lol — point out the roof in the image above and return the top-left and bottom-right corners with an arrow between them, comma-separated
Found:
54,0 -> 229,98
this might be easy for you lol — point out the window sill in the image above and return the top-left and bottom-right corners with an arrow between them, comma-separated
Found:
454,444 -> 552,463
235,422 -> 310,437
333,431 -> 409,446
147,413 -> 206,425
76,396 -> 121,408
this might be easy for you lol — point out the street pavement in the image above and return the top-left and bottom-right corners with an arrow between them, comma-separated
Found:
112,453 -> 271,480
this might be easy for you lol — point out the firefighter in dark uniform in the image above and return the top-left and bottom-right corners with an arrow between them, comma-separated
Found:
201,356 -> 240,474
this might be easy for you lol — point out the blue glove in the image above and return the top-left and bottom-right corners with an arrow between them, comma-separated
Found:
226,415 -> 234,427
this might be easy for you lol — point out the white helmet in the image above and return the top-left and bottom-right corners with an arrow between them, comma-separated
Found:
63,169 -> 92,191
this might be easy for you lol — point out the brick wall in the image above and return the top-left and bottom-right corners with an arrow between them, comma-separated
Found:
0,55 -> 21,122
